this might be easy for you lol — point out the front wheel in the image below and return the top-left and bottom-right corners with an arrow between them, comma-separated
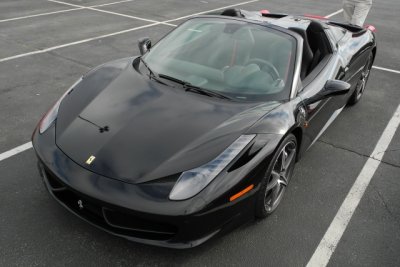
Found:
348,52 -> 374,105
255,134 -> 297,218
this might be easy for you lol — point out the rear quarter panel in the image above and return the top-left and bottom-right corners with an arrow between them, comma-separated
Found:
337,30 -> 376,90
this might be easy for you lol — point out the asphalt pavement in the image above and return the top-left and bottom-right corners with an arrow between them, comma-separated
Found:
0,0 -> 399,266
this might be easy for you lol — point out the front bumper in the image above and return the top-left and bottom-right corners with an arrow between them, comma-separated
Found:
33,126 -> 260,248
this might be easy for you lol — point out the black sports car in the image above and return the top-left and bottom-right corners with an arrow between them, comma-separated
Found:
32,9 -> 377,248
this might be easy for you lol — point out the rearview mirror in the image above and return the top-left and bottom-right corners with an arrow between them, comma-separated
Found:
138,37 -> 151,55
306,79 -> 351,104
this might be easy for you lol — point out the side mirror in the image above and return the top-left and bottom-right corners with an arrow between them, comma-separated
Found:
306,79 -> 351,103
138,37 -> 151,55
323,79 -> 351,97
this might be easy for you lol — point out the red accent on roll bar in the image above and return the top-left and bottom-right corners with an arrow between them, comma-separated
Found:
365,24 -> 377,32
303,14 -> 328,20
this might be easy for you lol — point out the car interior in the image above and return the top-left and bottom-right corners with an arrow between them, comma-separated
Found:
158,22 -> 295,97
219,8 -> 333,81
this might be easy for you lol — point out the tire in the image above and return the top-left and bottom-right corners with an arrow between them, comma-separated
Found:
348,52 -> 374,105
255,134 -> 297,218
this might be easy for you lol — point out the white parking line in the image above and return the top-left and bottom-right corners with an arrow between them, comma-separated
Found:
325,8 -> 343,18
307,104 -> 400,267
0,8 -> 82,23
164,0 -> 259,23
0,0 -> 135,23
372,65 -> 400,75
0,22 -> 163,63
0,142 -> 32,162
47,0 -> 175,26
88,0 -> 135,7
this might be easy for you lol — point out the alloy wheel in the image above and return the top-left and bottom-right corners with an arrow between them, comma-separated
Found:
264,140 -> 296,213
355,55 -> 373,100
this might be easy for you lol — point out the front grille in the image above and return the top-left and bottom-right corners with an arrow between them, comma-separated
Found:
43,168 -> 177,240
103,208 -> 177,235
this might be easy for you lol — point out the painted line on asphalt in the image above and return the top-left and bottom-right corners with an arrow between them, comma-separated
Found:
0,0 -> 259,63
164,0 -> 259,23
0,22 -> 163,63
0,0 -> 135,23
307,104 -> 400,267
48,0 -> 175,26
0,8 -> 82,23
372,65 -> 400,75
325,9 -> 343,18
0,142 -> 32,162
86,0 -> 135,7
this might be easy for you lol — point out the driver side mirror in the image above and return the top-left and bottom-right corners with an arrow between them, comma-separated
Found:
322,79 -> 351,97
138,37 -> 151,55
306,79 -> 351,104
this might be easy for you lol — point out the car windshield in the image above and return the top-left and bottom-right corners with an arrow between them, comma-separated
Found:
144,18 -> 296,101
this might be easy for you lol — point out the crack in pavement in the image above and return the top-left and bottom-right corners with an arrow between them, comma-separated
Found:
47,51 -> 93,69
316,139 -> 400,169
371,184 -> 400,228
373,147 -> 400,154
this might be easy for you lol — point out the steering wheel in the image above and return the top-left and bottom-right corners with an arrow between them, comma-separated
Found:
246,58 -> 281,81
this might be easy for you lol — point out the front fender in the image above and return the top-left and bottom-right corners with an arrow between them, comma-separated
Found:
197,133 -> 284,213
245,98 -> 306,160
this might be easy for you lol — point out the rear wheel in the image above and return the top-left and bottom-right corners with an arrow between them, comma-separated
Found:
255,134 -> 297,218
348,52 -> 374,105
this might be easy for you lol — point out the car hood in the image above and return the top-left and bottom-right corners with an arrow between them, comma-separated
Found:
56,58 -> 281,184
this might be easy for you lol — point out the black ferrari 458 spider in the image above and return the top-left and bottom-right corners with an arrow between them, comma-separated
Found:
32,9 -> 377,248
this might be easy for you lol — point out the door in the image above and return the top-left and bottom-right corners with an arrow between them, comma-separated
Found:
297,55 -> 347,151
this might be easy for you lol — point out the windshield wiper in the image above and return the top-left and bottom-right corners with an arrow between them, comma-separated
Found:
158,73 -> 187,86
158,73 -> 231,100
185,85 -> 232,100
140,57 -> 168,85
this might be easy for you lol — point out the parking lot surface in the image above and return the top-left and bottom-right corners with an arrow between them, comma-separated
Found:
0,0 -> 399,266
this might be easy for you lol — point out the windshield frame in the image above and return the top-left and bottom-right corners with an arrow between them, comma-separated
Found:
142,16 -> 300,102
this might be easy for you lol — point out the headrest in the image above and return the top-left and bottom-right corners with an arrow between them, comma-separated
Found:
307,21 -> 325,32
221,8 -> 244,18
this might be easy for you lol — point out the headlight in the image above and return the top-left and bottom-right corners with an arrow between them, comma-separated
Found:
169,134 -> 256,200
39,77 -> 82,134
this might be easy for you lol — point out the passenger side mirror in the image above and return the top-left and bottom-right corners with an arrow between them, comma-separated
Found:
138,37 -> 151,55
306,79 -> 351,104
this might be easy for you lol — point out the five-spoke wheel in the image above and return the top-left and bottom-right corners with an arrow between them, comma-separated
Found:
256,134 -> 297,218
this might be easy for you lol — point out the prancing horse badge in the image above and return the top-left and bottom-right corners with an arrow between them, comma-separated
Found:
86,155 -> 96,165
